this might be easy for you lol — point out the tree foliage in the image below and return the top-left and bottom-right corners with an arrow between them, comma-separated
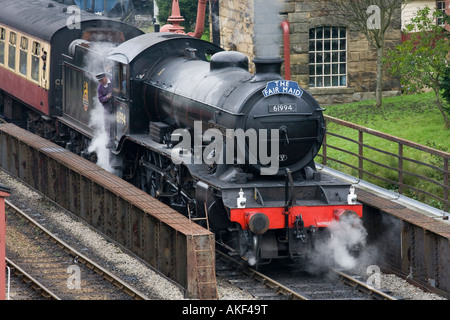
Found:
330,0 -> 405,109
442,67 -> 450,112
440,14 -> 450,108
385,7 -> 450,128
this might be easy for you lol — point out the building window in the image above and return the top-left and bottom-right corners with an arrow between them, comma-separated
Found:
309,26 -> 347,88
8,31 -> 16,70
0,28 -> 5,65
436,1 -> 446,26
31,41 -> 40,82
19,36 -> 28,76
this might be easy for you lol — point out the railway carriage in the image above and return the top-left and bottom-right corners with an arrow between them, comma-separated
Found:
0,0 -> 143,137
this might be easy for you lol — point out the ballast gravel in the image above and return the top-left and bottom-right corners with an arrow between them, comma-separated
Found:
0,169 -> 445,300
0,169 -> 254,300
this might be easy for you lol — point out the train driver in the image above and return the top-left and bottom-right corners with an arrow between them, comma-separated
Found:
96,72 -> 113,109
96,72 -> 114,147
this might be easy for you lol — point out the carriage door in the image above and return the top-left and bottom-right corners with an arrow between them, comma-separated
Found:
112,62 -> 129,141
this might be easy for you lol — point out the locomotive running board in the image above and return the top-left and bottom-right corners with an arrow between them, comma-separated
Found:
57,115 -> 95,140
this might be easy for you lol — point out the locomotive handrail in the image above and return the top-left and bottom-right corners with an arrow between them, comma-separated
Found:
323,115 -> 449,157
253,112 -> 313,118
318,115 -> 450,212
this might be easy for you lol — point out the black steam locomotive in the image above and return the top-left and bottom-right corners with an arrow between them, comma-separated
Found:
0,0 -> 362,266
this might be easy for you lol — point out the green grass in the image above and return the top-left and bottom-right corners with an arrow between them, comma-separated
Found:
324,92 -> 449,150
319,92 -> 449,210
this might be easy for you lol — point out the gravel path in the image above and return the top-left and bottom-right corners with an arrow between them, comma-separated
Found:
379,274 -> 445,300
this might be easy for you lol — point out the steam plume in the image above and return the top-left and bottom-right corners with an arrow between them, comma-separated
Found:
87,100 -> 114,173
253,0 -> 283,58
309,215 -> 368,271
82,41 -> 117,173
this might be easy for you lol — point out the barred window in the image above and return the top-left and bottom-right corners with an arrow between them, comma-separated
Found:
309,26 -> 347,88
436,1 -> 446,26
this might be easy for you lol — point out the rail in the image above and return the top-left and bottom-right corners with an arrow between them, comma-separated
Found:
0,123 -> 218,299
6,257 -> 61,300
317,115 -> 449,212
5,199 -> 150,300
215,248 -> 309,300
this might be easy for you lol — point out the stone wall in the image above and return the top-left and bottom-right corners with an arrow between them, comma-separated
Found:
216,0 -> 402,105
217,0 -> 255,58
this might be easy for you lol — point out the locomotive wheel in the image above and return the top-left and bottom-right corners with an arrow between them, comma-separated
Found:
139,165 -> 160,198
148,171 -> 161,198
137,152 -> 165,201
138,153 -> 159,197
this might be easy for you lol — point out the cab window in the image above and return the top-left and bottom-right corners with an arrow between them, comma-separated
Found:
121,64 -> 127,95
113,63 -> 128,96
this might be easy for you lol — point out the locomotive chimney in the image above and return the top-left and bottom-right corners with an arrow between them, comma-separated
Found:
251,57 -> 284,82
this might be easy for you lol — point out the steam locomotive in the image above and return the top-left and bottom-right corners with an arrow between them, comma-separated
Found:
0,0 -> 362,266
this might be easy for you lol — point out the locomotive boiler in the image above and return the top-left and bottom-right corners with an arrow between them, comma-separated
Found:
143,49 -> 326,177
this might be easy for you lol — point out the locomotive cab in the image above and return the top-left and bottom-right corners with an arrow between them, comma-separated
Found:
109,59 -> 131,143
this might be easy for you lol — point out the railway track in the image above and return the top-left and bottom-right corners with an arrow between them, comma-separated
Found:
216,250 -> 307,300
5,200 -> 150,300
1,123 -> 445,300
215,245 -> 398,300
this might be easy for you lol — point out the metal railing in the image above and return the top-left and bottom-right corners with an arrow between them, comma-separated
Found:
316,115 -> 449,212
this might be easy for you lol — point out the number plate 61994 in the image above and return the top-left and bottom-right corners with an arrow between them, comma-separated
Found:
268,104 -> 297,113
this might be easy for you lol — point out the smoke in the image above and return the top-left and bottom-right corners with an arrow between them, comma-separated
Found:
83,41 -> 117,81
79,40 -> 118,173
87,100 -> 114,173
308,215 -> 369,271
253,0 -> 283,58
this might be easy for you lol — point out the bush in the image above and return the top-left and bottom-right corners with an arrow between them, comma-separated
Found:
441,66 -> 450,112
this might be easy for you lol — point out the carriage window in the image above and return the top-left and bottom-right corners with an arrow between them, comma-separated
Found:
8,31 -> 16,70
0,28 -> 5,65
19,36 -> 28,76
31,41 -> 40,81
